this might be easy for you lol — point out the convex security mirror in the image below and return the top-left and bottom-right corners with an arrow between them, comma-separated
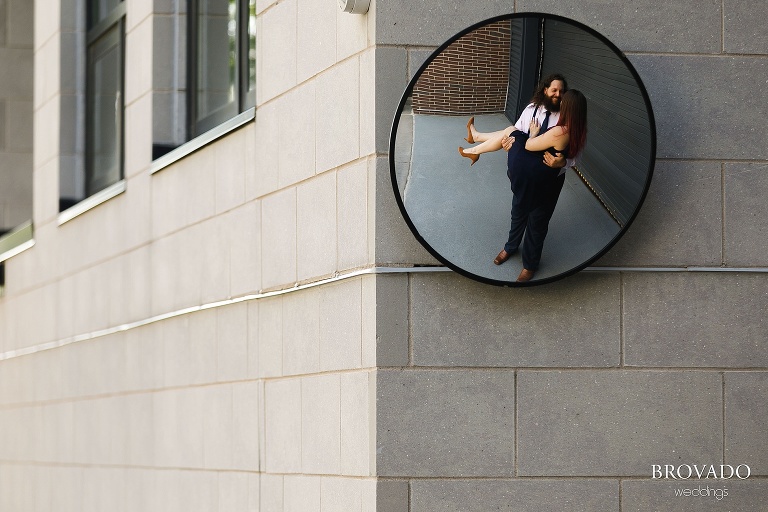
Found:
389,13 -> 656,286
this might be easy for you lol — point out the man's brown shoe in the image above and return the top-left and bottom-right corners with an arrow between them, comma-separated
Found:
494,249 -> 511,265
516,268 -> 535,282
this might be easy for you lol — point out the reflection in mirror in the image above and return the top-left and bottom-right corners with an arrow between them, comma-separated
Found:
391,14 -> 655,286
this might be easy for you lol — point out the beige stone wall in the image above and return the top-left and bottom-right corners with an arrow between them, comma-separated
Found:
0,0 -> 380,510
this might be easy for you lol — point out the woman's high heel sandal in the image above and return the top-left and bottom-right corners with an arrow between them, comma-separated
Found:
465,116 -> 475,143
458,147 -> 479,166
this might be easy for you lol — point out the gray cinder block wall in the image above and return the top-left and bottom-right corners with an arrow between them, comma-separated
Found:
373,1 -> 768,511
0,1 -> 767,511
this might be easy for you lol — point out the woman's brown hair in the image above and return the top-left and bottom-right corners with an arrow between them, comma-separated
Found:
556,89 -> 587,157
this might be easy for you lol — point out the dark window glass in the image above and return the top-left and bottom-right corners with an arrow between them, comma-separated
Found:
86,25 -> 123,196
85,0 -> 125,198
190,0 -> 255,137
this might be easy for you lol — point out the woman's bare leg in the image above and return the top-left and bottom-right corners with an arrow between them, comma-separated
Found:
464,126 -> 514,155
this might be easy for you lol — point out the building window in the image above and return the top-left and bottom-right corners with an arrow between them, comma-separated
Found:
188,0 -> 256,138
85,0 -> 125,198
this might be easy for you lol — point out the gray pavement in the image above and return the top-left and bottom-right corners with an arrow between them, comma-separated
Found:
393,112 -> 620,282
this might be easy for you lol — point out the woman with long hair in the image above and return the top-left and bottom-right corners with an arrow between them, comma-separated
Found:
495,89 -> 588,282
458,73 -> 568,165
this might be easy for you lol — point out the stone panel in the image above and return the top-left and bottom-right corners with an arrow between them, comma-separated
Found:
377,369 -> 515,477
411,272 -> 620,367
375,1 -> 513,46
411,479 -> 619,512
285,475 -> 321,512
622,479 -> 768,511
623,272 -> 768,367
265,378 -> 302,473
725,372 -> 768,475
724,162 -> 768,266
517,0 -> 721,53
598,160 -> 722,267
629,55 -> 768,160
297,0 -> 337,82
319,278 -> 362,371
296,171 -> 337,281
315,58 -> 360,173
261,187 -> 297,289
724,0 -> 768,54
517,370 -> 722,476
302,374 -> 341,474
257,0 -> 297,102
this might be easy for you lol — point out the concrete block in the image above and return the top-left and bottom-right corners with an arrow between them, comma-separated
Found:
282,286 -> 320,375
258,296 -> 283,378
214,128 -> 247,214
229,201 -> 262,297
265,378 -> 302,473
370,273 -> 409,367
622,479 -> 768,511
153,388 -> 204,468
250,99 -> 279,197
359,48 -> 375,158
232,382 -> 260,471
374,47 -> 408,154
321,477 -> 362,512
218,472 -> 250,512
724,163 -> 768,266
623,272 -> 768,367
336,2 -> 368,62
517,370 -> 722,476
217,302 -> 249,381
361,274 -> 377,368
124,324 -> 164,391
315,58 -> 360,173
725,1 -> 768,54
186,307 -> 218,385
261,473 -> 286,512
518,0 -> 720,53
375,1 -> 513,46
278,82 -> 316,188
248,473 -> 261,512
377,369 -> 516,477
125,393 -> 154,467
302,374 -> 341,474
320,278 -> 362,371
725,372 -> 768,475
297,0 -> 337,82
377,480 -> 409,512
261,187 -> 297,288
247,301 -> 259,378
337,160 -> 369,270
408,49 -> 433,81
411,479 -> 619,512
284,475 -> 321,512
297,172 -> 337,281
202,385 -> 233,469
199,214 -> 232,305
411,271 -> 620,367
597,161 -> 722,267
629,55 -> 768,160
257,0 -> 297,102
341,371 -> 372,476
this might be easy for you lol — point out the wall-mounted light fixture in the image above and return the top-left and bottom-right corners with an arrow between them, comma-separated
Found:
338,0 -> 370,14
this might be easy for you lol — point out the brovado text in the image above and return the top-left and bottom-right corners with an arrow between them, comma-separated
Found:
652,464 -> 751,480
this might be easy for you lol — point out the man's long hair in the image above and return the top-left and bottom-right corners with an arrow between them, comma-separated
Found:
556,89 -> 587,157
530,73 -> 568,107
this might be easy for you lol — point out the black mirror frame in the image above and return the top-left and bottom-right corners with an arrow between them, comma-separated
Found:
388,12 -> 657,287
